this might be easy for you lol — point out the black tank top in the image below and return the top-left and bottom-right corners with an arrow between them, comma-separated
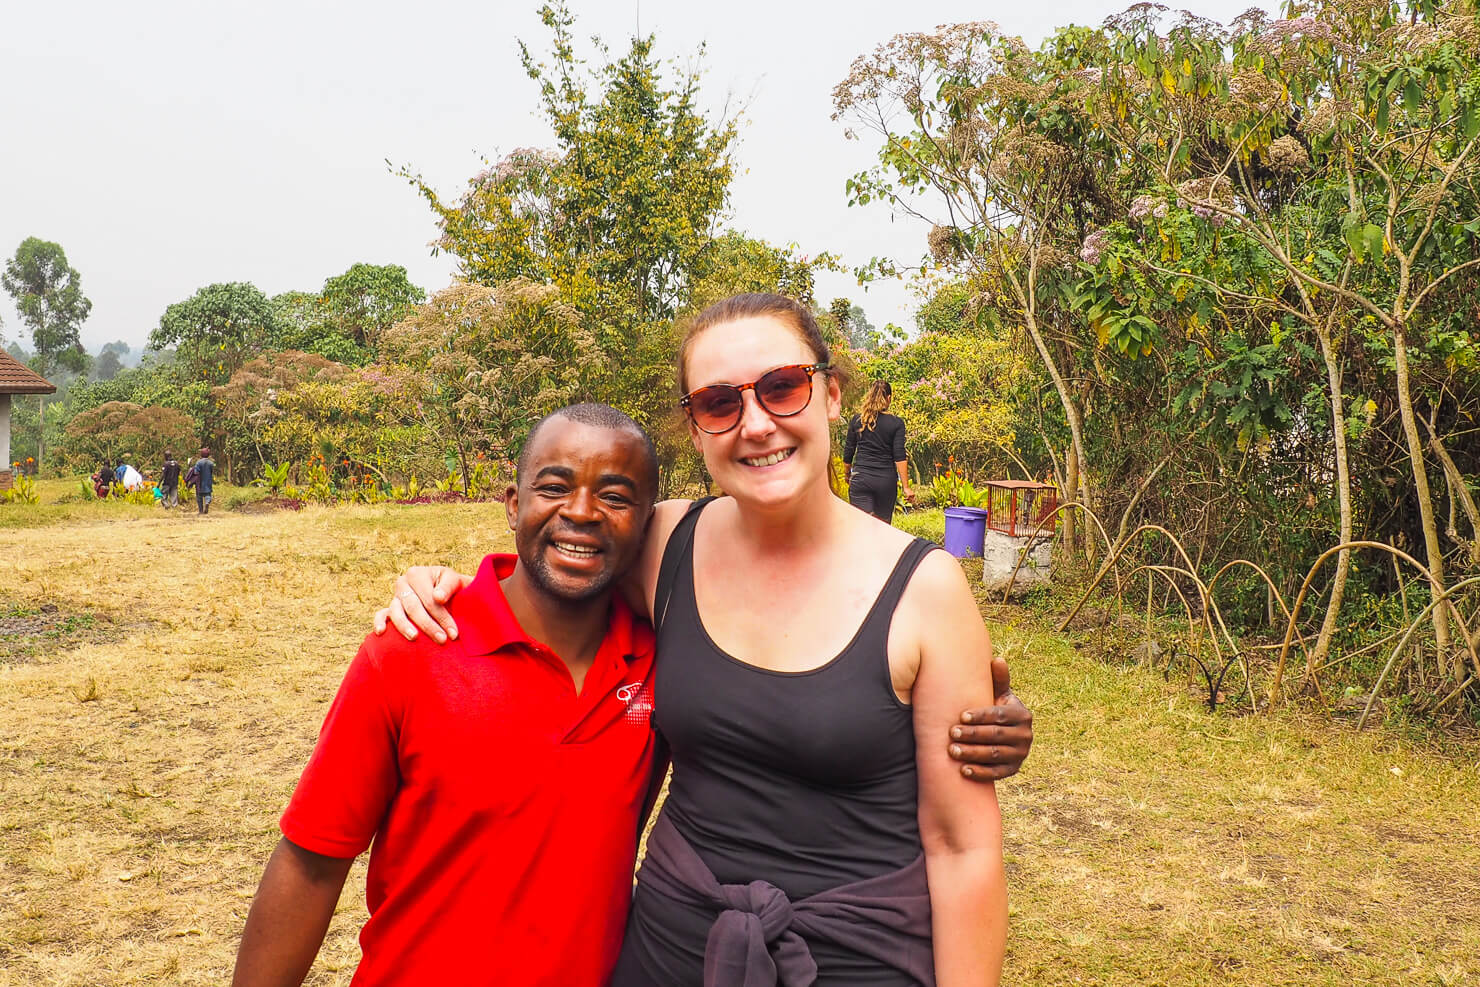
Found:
619,499 -> 937,985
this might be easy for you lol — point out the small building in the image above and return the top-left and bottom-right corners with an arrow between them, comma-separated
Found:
0,351 -> 57,491
981,479 -> 1059,597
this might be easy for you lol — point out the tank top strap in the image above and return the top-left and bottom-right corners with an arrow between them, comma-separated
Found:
853,537 -> 939,642
883,537 -> 940,607
654,497 -> 716,634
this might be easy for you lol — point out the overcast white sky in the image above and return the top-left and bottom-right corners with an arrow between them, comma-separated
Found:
1,0 -> 1270,354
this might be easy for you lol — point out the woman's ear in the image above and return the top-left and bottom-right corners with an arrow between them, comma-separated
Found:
825,374 -> 843,422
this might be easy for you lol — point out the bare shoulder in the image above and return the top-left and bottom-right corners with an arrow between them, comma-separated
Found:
897,547 -> 980,626
647,499 -> 695,559
632,498 -> 694,616
842,503 -> 918,555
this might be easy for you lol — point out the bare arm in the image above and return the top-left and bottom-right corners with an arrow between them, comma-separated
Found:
905,553 -> 1008,986
232,837 -> 355,987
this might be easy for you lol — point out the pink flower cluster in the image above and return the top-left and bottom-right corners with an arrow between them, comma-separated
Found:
1079,228 -> 1112,265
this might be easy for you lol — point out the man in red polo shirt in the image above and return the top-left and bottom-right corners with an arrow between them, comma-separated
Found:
232,404 -> 664,986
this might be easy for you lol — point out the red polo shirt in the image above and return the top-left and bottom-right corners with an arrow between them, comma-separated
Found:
280,554 -> 658,986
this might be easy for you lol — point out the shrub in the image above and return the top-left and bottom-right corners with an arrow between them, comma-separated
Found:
2,475 -> 40,505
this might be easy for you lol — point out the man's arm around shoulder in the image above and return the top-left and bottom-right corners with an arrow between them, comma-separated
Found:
232,836 -> 355,987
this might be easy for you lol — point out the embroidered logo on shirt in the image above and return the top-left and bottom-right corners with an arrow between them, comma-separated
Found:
617,679 -> 653,724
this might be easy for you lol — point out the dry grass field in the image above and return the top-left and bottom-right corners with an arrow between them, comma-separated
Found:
2,482 -> 1478,985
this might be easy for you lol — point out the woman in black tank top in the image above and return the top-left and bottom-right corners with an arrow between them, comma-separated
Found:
609,294 -> 1007,986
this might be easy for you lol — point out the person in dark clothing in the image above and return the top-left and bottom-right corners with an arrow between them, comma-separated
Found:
159,451 -> 181,509
188,447 -> 216,514
94,460 -> 113,498
613,295 -> 1005,985
844,380 -> 915,522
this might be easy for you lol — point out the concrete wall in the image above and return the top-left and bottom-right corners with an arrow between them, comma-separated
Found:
0,393 -> 10,473
981,528 -> 1053,597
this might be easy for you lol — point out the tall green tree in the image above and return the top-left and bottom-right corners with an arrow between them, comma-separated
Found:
95,349 -> 123,380
1077,0 -> 1480,674
318,263 -> 425,351
1,237 -> 91,377
400,1 -> 735,433
150,282 -> 279,384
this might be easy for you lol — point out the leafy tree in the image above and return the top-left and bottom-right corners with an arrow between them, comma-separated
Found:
212,350 -> 351,473
318,263 -> 425,351
95,349 -> 123,380
856,286 -> 1029,480
1073,0 -> 1480,672
838,1 -> 1480,702
835,22 -> 1128,559
262,365 -> 429,484
400,1 -> 735,435
378,279 -> 603,491
1,237 -> 91,377
270,290 -> 364,365
61,401 -> 197,469
150,282 -> 279,384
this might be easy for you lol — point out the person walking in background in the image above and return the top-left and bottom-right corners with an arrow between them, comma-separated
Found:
187,447 -> 216,514
118,461 -> 145,491
159,451 -> 181,509
843,380 -> 915,522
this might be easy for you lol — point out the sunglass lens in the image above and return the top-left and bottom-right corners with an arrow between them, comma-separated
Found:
690,387 -> 743,431
756,366 -> 813,416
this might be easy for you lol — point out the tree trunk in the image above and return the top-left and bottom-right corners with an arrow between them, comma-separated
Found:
1308,325 -> 1353,675
1063,439 -> 1079,565
1423,415 -> 1480,565
1392,322 -> 1455,674
1023,316 -> 1091,544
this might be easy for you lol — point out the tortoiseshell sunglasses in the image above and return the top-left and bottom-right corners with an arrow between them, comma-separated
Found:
680,363 -> 830,434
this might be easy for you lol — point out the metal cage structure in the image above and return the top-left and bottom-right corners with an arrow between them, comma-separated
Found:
984,480 -> 1059,538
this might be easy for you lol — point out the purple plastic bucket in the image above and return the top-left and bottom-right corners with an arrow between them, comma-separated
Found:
943,506 -> 988,558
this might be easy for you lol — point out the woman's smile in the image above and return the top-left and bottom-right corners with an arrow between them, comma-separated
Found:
739,448 -> 796,468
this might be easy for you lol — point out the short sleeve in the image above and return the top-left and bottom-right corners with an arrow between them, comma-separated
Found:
280,639 -> 401,858
891,416 -> 907,462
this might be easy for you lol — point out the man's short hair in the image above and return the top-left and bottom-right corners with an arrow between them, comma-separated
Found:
516,404 -> 659,502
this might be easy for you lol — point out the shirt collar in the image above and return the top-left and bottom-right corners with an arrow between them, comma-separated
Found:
455,553 -> 653,663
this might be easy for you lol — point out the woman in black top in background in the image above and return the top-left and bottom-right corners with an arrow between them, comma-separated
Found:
843,381 -> 915,522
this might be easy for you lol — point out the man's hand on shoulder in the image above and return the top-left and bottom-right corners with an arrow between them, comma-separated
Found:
372,566 -> 473,643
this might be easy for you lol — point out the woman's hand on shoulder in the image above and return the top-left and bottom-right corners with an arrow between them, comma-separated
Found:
372,566 -> 473,643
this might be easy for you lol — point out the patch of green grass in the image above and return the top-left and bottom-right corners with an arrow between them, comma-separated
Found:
0,476 -> 266,528
895,506 -> 945,543
0,600 -> 110,663
989,617 -> 1480,985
